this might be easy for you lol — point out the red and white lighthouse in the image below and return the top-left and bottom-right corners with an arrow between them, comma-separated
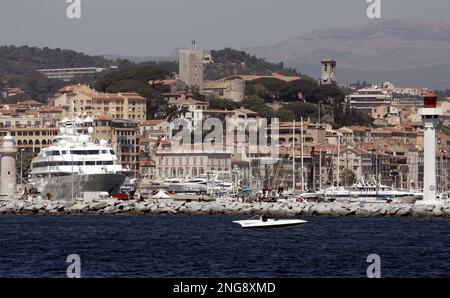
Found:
418,92 -> 442,204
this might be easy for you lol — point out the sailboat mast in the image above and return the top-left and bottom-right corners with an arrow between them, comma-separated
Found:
319,149 -> 322,190
292,120 -> 295,191
337,134 -> 340,188
301,117 -> 304,192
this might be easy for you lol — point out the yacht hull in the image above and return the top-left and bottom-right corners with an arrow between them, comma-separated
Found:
31,173 -> 126,200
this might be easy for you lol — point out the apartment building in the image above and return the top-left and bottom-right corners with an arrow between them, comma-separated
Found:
72,91 -> 146,123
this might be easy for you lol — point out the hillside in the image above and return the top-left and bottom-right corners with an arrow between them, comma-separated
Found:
245,18 -> 450,89
204,48 -> 301,80
0,45 -> 113,101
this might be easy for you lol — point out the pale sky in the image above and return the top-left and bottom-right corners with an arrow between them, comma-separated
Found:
0,0 -> 449,57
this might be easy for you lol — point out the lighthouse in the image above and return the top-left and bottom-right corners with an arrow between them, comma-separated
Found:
418,92 -> 442,204
0,133 -> 17,198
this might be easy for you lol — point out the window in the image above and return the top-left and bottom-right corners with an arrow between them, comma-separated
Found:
46,150 -> 60,156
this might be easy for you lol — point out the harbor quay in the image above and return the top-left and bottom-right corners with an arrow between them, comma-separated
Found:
0,198 -> 449,217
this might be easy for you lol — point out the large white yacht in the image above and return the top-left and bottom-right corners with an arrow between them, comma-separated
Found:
29,126 -> 127,200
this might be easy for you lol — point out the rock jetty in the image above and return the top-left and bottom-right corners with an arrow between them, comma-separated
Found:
1,198 -> 450,217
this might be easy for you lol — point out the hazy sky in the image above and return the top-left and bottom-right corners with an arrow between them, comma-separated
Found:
0,0 -> 449,57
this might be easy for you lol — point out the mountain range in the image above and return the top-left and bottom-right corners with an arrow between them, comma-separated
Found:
245,18 -> 450,89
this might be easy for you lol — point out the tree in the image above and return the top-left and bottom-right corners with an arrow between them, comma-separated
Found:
340,169 -> 357,186
208,98 -> 239,110
275,102 -> 319,121
274,109 -> 295,121
16,151 -> 37,182
204,48 -> 300,80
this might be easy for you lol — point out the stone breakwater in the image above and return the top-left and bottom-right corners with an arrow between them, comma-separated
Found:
1,199 -> 450,217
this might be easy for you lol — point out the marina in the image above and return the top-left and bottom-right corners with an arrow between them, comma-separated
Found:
0,36 -> 447,219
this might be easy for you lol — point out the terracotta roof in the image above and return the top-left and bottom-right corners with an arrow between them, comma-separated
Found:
232,107 -> 257,115
204,109 -> 234,114
21,99 -> 43,106
0,110 -> 14,115
40,105 -> 64,112
148,79 -> 176,86
424,92 -> 438,99
341,125 -> 370,132
119,92 -> 146,100
144,119 -> 166,126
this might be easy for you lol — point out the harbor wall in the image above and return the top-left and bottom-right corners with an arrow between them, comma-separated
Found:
0,199 -> 450,217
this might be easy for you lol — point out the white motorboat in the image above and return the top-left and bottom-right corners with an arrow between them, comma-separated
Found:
233,216 -> 307,229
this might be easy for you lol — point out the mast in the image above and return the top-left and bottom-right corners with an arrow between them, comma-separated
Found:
71,147 -> 74,201
319,148 -> 322,190
301,117 -> 304,192
337,133 -> 340,188
292,119 -> 295,192
375,148 -> 379,197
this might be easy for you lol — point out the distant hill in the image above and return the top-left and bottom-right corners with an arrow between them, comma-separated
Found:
204,48 -> 301,80
0,45 -> 113,101
245,18 -> 450,89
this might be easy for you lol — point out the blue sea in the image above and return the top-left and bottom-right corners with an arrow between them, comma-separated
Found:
0,215 -> 449,277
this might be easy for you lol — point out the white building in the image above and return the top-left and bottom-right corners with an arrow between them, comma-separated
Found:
346,86 -> 392,113
37,67 -> 106,81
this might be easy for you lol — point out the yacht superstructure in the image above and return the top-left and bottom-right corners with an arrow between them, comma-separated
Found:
29,126 -> 127,200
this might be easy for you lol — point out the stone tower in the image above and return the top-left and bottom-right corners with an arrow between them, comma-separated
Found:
0,133 -> 17,197
320,58 -> 336,85
179,48 -> 204,89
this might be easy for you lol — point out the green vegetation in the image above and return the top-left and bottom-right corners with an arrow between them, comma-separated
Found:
208,98 -> 239,110
340,169 -> 357,186
242,96 -> 275,118
0,45 -> 373,127
0,45 -> 114,101
16,151 -> 37,181
244,77 -> 372,127
275,102 -> 319,121
94,64 -> 190,121
204,48 -> 300,80
439,124 -> 450,136
246,78 -> 344,104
